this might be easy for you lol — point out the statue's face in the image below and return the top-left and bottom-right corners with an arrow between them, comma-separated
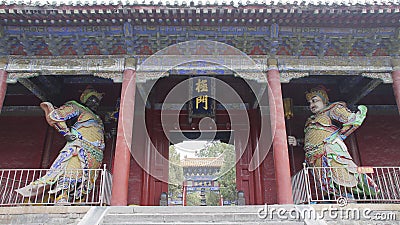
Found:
308,95 -> 325,114
85,95 -> 101,112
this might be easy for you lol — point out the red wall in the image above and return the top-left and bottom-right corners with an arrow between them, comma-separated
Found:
127,157 -> 143,205
0,116 -> 47,168
0,115 -> 116,171
356,115 -> 400,166
285,115 -> 308,174
262,152 -> 277,204
127,109 -> 146,205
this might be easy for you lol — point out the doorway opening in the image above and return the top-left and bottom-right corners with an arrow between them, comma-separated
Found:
168,132 -> 236,206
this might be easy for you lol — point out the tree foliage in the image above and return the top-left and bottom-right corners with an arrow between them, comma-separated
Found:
197,141 -> 237,203
206,191 -> 220,206
186,192 -> 201,206
196,141 -> 226,157
215,143 -> 237,202
168,145 -> 184,200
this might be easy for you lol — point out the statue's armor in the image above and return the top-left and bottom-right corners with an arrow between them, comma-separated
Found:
49,100 -> 105,152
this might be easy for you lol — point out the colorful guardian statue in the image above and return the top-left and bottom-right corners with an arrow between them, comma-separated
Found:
303,85 -> 378,198
16,87 -> 105,204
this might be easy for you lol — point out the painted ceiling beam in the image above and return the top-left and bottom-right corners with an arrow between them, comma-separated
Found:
37,75 -> 62,95
347,78 -> 383,105
0,105 -> 116,116
1,104 -> 397,116
17,78 -> 51,102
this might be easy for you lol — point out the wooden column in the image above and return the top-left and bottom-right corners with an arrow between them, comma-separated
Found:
348,134 -> 361,165
111,59 -> 136,206
266,58 -> 294,204
391,59 -> 400,114
40,127 -> 55,169
0,69 -> 8,113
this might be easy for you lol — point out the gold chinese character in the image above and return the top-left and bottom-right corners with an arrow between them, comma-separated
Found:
196,95 -> 208,110
195,79 -> 209,93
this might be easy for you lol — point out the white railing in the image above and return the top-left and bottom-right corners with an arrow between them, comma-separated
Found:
0,165 -> 112,206
291,167 -> 308,204
292,164 -> 400,204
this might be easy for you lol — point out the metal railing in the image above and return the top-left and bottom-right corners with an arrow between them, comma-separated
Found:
292,164 -> 400,204
0,165 -> 112,206
291,167 -> 308,204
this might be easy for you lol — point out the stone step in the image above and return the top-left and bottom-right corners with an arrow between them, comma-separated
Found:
105,205 -> 280,214
101,213 -> 300,224
104,205 -> 304,215
98,205 -> 306,225
90,204 -> 400,225
101,222 -> 305,225
101,221 -> 304,225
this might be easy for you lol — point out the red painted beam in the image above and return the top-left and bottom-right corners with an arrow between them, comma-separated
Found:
266,58 -> 294,204
111,68 -> 136,206
392,69 -> 400,115
0,69 -> 7,113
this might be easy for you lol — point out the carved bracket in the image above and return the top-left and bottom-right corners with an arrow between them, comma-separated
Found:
94,72 -> 123,83
5,56 -> 125,82
361,72 -> 393,83
6,56 -> 125,74
280,72 -> 310,83
7,72 -> 39,83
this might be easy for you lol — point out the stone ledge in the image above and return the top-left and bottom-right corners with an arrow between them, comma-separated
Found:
0,206 -> 91,215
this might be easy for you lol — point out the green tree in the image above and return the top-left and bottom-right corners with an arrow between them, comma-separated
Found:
217,143 -> 236,202
196,141 -> 225,157
206,191 -> 220,206
168,145 -> 184,200
186,192 -> 201,206
196,141 -> 237,203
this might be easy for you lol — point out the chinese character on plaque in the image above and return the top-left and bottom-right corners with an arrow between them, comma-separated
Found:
189,76 -> 215,118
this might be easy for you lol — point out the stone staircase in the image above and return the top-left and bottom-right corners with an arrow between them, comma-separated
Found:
1,204 -> 399,225
77,204 -> 400,225
79,205 -> 308,225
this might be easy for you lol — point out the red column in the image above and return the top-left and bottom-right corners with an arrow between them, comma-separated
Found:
0,69 -> 8,113
391,59 -> 400,114
266,58 -> 294,204
111,67 -> 136,206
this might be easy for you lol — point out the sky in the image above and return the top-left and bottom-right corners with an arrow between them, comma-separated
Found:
174,140 -> 208,159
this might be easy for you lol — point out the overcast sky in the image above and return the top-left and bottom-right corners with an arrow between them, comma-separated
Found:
174,140 -> 208,159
